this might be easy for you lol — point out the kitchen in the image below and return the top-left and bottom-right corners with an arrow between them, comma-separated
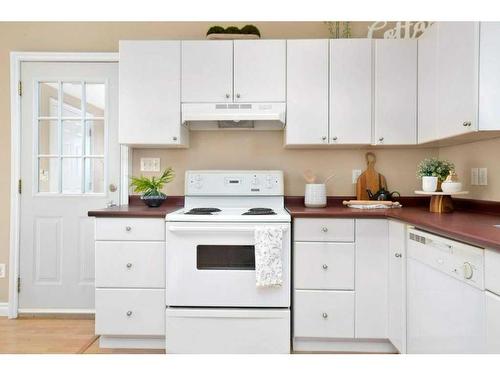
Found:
1,1 -> 500,371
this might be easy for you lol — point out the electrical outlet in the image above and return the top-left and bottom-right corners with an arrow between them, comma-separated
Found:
479,168 -> 488,186
0,263 -> 5,278
140,158 -> 161,172
471,168 -> 479,186
352,169 -> 362,184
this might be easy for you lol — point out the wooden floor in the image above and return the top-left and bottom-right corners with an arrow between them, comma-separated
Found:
0,317 -> 165,354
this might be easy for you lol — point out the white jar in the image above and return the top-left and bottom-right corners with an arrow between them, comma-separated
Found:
305,184 -> 327,208
422,176 -> 438,192
441,181 -> 462,193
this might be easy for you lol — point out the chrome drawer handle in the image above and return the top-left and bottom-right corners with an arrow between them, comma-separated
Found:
126,311 -> 133,317
321,227 -> 328,233
126,263 -> 133,269
394,253 -> 402,258
322,264 -> 329,270
125,226 -> 132,232
322,313 -> 328,319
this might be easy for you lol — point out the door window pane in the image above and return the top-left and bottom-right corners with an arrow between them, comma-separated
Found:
62,158 -> 82,193
62,120 -> 83,156
85,120 -> 104,155
85,83 -> 105,118
85,158 -> 104,193
38,158 -> 59,193
62,82 -> 82,117
38,120 -> 59,155
197,245 -> 256,270
38,82 -> 59,117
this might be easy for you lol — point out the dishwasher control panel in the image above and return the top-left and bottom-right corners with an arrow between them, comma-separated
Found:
408,228 -> 485,290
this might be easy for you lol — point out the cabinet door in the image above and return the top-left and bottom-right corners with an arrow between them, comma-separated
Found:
418,23 -> 439,143
479,22 -> 500,130
119,41 -> 184,145
233,40 -> 286,102
181,40 -> 233,102
437,22 -> 479,138
355,219 -> 389,339
388,221 -> 407,353
486,291 -> 500,353
374,40 -> 417,145
330,39 -> 372,144
286,40 -> 329,145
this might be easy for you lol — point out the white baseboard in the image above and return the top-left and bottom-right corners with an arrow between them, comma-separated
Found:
293,338 -> 398,353
0,302 -> 8,317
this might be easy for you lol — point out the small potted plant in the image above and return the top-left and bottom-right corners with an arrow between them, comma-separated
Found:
130,168 -> 175,207
416,158 -> 455,192
206,24 -> 261,39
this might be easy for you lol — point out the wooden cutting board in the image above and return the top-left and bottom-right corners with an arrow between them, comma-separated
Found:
356,152 -> 387,200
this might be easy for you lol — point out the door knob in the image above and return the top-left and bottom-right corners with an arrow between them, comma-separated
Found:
379,137 -> 384,142
126,311 -> 133,317
332,136 -> 338,141
321,227 -> 328,233
225,93 -> 230,98
322,136 -> 327,141
125,226 -> 132,232
173,136 -> 178,141
322,313 -> 328,319
236,93 -> 241,98
322,264 -> 329,270
395,253 -> 402,258
126,263 -> 133,269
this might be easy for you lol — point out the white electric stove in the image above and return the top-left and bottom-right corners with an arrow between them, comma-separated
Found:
164,170 -> 291,354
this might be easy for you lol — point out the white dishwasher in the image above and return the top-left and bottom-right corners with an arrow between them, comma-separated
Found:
407,228 -> 485,353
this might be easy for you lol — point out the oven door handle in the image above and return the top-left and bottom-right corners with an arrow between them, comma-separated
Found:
167,225 -> 288,233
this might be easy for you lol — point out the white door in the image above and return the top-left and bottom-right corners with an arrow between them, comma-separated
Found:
486,291 -> 500,353
330,39 -> 372,144
285,39 -> 329,145
181,40 -> 233,103
387,221 -> 407,353
19,62 -> 120,311
437,22 -> 479,139
418,22 -> 439,144
374,39 -> 417,145
233,40 -> 286,102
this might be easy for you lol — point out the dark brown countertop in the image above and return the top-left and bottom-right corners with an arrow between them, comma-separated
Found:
286,202 -> 500,251
88,196 -> 183,218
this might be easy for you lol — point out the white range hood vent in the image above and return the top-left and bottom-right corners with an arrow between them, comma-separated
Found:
182,102 -> 286,130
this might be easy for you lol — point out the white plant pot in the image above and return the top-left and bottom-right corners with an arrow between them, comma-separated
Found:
422,176 -> 438,192
305,184 -> 327,208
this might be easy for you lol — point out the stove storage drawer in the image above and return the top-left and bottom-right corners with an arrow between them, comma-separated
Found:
95,241 -> 165,288
95,218 -> 165,241
294,290 -> 355,339
95,289 -> 165,336
294,218 -> 355,242
294,242 -> 355,290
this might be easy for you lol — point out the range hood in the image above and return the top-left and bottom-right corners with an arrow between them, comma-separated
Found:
181,102 -> 286,130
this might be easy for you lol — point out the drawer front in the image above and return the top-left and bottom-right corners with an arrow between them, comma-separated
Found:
486,249 -> 500,295
294,218 -> 355,242
294,242 -> 355,290
95,289 -> 165,336
95,241 -> 165,288
95,218 -> 165,241
294,290 -> 355,338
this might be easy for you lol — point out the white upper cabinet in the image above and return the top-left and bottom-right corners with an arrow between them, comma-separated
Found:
181,41 -> 233,103
330,39 -> 373,145
418,22 -> 439,143
233,40 -> 286,102
119,41 -> 187,146
286,39 -> 329,145
437,22 -> 479,139
374,39 -> 417,145
479,22 -> 500,131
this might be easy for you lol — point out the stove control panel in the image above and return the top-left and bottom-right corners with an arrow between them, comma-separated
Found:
185,170 -> 284,196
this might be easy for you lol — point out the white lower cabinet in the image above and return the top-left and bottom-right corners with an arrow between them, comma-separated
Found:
486,291 -> 500,353
94,218 -> 166,349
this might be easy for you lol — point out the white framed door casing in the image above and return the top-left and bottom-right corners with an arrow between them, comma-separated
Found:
19,61 -> 120,310
286,39 -> 329,145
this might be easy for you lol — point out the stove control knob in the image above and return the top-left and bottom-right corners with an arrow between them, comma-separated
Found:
463,262 -> 474,279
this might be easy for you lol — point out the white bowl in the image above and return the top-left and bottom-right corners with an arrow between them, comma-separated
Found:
441,181 -> 463,194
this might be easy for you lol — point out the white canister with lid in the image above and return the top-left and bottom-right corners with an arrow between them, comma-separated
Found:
305,184 -> 327,208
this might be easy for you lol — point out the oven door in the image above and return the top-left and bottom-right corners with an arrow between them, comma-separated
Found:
165,222 -> 291,307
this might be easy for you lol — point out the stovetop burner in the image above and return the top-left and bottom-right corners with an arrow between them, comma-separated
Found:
242,207 -> 277,216
185,207 -> 222,215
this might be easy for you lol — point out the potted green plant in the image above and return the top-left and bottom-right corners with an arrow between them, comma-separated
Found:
130,168 -> 175,207
416,158 -> 455,192
206,24 -> 261,39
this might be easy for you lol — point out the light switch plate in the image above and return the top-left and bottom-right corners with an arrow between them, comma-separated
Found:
140,158 -> 161,172
479,168 -> 488,186
471,168 -> 479,186
352,169 -> 362,184
0,263 -> 5,278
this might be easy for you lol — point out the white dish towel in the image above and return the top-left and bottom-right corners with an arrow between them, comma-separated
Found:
254,226 -> 284,288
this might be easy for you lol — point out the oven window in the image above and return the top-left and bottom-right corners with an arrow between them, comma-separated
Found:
196,245 -> 255,270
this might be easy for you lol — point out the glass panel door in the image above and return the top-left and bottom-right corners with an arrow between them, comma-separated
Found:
196,245 -> 256,270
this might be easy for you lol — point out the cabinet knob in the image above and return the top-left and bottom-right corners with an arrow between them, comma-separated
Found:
173,136 -> 178,141
322,264 -> 329,270
322,136 -> 327,141
394,253 -> 402,258
462,121 -> 472,127
125,226 -> 132,232
332,136 -> 338,141
322,312 -> 328,319
321,227 -> 328,233
236,93 -> 241,98
126,263 -> 133,269
126,311 -> 133,317
225,93 -> 230,98
379,137 -> 384,142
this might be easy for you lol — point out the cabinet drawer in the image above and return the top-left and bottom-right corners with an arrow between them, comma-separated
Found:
486,249 -> 500,295
294,218 -> 354,242
95,241 -> 165,288
294,242 -> 354,290
294,290 -> 354,338
95,218 -> 165,241
95,289 -> 165,336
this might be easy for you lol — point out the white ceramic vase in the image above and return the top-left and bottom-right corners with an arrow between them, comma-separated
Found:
422,176 -> 438,192
305,184 -> 327,208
